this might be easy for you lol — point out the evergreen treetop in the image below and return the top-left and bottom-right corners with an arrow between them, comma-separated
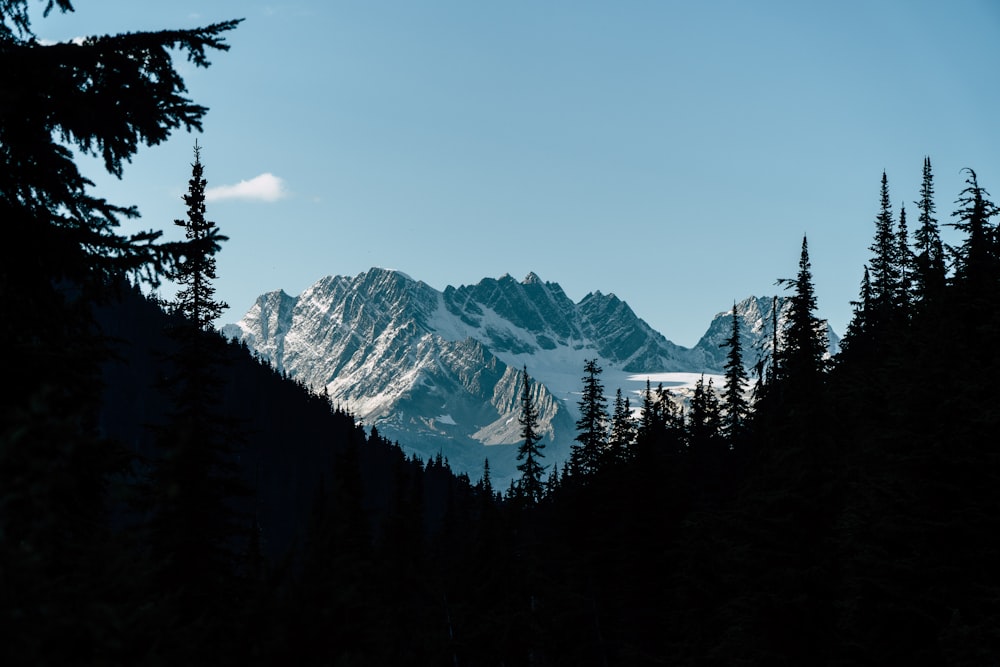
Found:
608,387 -> 636,465
721,301 -> 750,443
687,375 -> 723,449
950,167 -> 999,289
516,366 -> 546,504
172,141 -> 228,330
571,358 -> 608,477
913,156 -> 946,300
841,265 -> 872,357
778,236 -> 827,387
868,171 -> 901,325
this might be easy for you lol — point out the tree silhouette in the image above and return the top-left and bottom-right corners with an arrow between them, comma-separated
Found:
868,171 -> 901,331
687,375 -> 722,451
950,167 -> 999,290
913,156 -> 946,302
780,235 -> 827,389
143,144 -> 247,631
571,359 -> 608,478
480,457 -> 495,498
840,265 -> 873,358
169,141 -> 228,329
516,366 -> 546,504
721,301 -> 750,445
607,388 -> 636,465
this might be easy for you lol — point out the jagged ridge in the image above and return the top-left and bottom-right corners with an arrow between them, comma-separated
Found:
223,269 -> 838,484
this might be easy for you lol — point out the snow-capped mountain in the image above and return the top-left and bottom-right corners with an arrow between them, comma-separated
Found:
223,269 -> 838,485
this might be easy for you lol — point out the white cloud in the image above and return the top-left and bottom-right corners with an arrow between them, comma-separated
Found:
205,173 -> 288,202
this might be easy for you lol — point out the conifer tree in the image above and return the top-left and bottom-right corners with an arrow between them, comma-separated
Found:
637,378 -> 658,444
608,388 -> 636,464
687,376 -> 723,449
516,366 -> 546,504
841,266 -> 872,357
570,359 -> 608,477
950,168 -> 999,289
636,378 -> 667,459
721,301 -> 750,444
686,376 -> 726,503
869,171 -> 900,326
913,157 -> 946,301
633,380 -> 685,469
170,140 -> 228,329
480,458 -> 494,499
546,465 -> 560,496
145,144 -> 246,620
780,236 -> 827,388
752,296 -> 783,407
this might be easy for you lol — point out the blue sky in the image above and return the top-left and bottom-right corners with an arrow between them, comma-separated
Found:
36,1 -> 1000,347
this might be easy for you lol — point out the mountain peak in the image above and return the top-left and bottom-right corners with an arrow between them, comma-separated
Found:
523,271 -> 542,285
368,266 -> 413,282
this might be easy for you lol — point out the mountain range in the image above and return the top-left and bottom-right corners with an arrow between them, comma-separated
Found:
223,268 -> 839,485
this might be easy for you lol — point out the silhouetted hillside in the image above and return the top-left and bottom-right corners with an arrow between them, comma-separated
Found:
95,283 -> 471,563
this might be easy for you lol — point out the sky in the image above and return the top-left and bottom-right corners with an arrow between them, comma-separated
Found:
34,1 -> 1000,347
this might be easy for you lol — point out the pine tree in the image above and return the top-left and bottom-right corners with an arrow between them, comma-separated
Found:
632,380 -> 686,506
913,157 -> 946,302
752,297 -> 783,410
608,388 -> 636,464
869,171 -> 900,327
570,359 -> 608,477
170,141 -> 228,329
144,144 -> 246,622
516,366 -> 546,504
687,376 -> 723,450
950,168 -> 999,290
480,458 -> 494,499
637,378 -> 661,447
546,465 -> 560,496
840,266 -> 872,357
780,236 -> 827,389
721,301 -> 750,444
686,376 -> 727,504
